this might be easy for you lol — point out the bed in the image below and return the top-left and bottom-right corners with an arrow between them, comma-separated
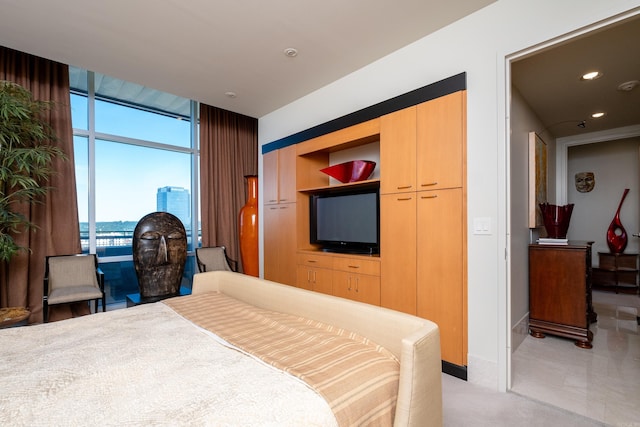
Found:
0,271 -> 442,426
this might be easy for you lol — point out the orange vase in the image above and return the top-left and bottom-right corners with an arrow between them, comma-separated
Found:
239,175 -> 259,276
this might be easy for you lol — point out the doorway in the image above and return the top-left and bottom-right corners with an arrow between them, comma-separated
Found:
507,11 -> 640,425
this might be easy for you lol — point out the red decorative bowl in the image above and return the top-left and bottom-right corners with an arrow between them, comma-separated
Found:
320,160 -> 376,183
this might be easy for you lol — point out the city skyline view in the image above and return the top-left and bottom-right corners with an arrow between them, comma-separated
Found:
71,90 -> 195,224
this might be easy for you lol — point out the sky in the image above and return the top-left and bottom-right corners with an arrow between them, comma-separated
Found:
71,94 -> 194,223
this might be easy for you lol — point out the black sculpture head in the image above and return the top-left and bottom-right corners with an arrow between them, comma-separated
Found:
133,212 -> 187,298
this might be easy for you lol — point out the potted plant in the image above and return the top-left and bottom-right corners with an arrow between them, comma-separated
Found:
0,80 -> 65,318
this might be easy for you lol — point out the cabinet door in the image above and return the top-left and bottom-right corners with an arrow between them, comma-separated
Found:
278,145 -> 297,203
417,91 -> 464,190
529,246 -> 587,328
296,265 -> 333,294
417,188 -> 465,365
295,266 -> 314,291
333,271 -> 380,305
311,268 -> 333,295
263,150 -> 279,204
264,203 -> 297,286
380,193 -> 417,315
380,106 -> 417,194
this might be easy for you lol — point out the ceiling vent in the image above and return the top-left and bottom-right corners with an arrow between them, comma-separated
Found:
617,80 -> 639,92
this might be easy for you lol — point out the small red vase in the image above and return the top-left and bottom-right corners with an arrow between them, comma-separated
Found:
606,188 -> 629,254
539,203 -> 574,239
239,175 -> 259,276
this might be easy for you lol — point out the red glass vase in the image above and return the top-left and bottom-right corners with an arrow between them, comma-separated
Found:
539,203 -> 574,239
606,188 -> 629,254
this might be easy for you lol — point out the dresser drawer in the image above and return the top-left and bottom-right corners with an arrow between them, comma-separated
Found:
332,256 -> 380,276
297,253 -> 334,269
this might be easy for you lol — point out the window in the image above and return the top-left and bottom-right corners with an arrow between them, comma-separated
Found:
70,67 -> 200,305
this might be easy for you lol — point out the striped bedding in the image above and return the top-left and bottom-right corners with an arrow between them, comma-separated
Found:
164,291 -> 400,426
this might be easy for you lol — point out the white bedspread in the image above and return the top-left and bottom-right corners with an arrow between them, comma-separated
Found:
0,303 -> 338,427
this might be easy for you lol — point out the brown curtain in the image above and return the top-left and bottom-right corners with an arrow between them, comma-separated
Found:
0,46 -> 81,323
199,104 -> 257,272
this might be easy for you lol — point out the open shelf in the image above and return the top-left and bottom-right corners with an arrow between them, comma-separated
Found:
298,179 -> 379,194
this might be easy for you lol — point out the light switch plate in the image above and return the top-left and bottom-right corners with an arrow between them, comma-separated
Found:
473,217 -> 491,235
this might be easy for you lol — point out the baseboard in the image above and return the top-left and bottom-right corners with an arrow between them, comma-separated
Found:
442,360 -> 467,380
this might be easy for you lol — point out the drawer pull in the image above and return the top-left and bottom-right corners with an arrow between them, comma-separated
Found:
348,265 -> 360,269
396,185 -> 412,189
421,194 -> 438,199
421,182 -> 438,187
397,197 -> 413,201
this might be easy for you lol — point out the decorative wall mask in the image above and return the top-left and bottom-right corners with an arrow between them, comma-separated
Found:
575,172 -> 595,193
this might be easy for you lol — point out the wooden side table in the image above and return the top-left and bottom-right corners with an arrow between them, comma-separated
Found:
592,252 -> 639,294
529,241 -> 596,349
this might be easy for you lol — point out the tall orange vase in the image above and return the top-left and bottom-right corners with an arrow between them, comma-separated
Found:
239,175 -> 259,276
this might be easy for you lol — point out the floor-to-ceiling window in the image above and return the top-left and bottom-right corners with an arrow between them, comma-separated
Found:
70,67 -> 200,305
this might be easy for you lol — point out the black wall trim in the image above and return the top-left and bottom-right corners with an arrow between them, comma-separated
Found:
262,72 -> 466,154
442,360 -> 468,381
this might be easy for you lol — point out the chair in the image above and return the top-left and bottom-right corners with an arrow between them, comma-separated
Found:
195,246 -> 237,273
43,254 -> 106,323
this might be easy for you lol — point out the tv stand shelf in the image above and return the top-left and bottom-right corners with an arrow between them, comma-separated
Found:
298,179 -> 379,194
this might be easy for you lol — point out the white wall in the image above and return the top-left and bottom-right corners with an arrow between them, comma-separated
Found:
509,88 -> 547,351
568,138 -> 640,262
258,0 -> 640,390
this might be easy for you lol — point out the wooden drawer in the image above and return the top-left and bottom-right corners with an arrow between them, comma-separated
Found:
297,253 -> 333,269
332,256 -> 380,276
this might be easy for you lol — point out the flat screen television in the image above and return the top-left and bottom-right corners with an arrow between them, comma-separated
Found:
309,187 -> 379,254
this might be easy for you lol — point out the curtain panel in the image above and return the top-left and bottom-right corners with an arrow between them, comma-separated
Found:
0,46 -> 80,323
199,104 -> 257,273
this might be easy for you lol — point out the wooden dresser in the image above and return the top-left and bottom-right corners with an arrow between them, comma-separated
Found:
528,241 -> 596,349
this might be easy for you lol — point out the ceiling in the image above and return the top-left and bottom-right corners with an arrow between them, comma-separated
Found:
0,0 -> 494,118
0,1 -> 637,137
512,15 -> 640,139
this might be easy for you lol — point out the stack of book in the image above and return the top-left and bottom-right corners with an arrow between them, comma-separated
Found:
537,238 -> 569,245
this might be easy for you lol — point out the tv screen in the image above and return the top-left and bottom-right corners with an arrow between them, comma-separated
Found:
310,188 -> 379,254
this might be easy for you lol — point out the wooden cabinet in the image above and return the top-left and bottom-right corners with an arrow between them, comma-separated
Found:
380,91 -> 465,195
380,193 -> 417,314
263,145 -> 298,286
297,253 -> 333,294
264,89 -> 467,371
593,252 -> 639,294
333,270 -> 380,305
264,203 -> 297,286
380,106 -> 417,194
416,188 -> 464,364
416,91 -> 465,191
529,242 -> 596,349
380,91 -> 467,367
264,145 -> 297,204
296,251 -> 380,305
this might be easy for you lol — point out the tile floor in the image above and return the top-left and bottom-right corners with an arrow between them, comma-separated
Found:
511,291 -> 640,426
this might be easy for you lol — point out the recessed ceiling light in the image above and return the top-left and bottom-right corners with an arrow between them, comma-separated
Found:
225,91 -> 237,98
591,112 -> 606,118
580,71 -> 602,81
283,47 -> 298,58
